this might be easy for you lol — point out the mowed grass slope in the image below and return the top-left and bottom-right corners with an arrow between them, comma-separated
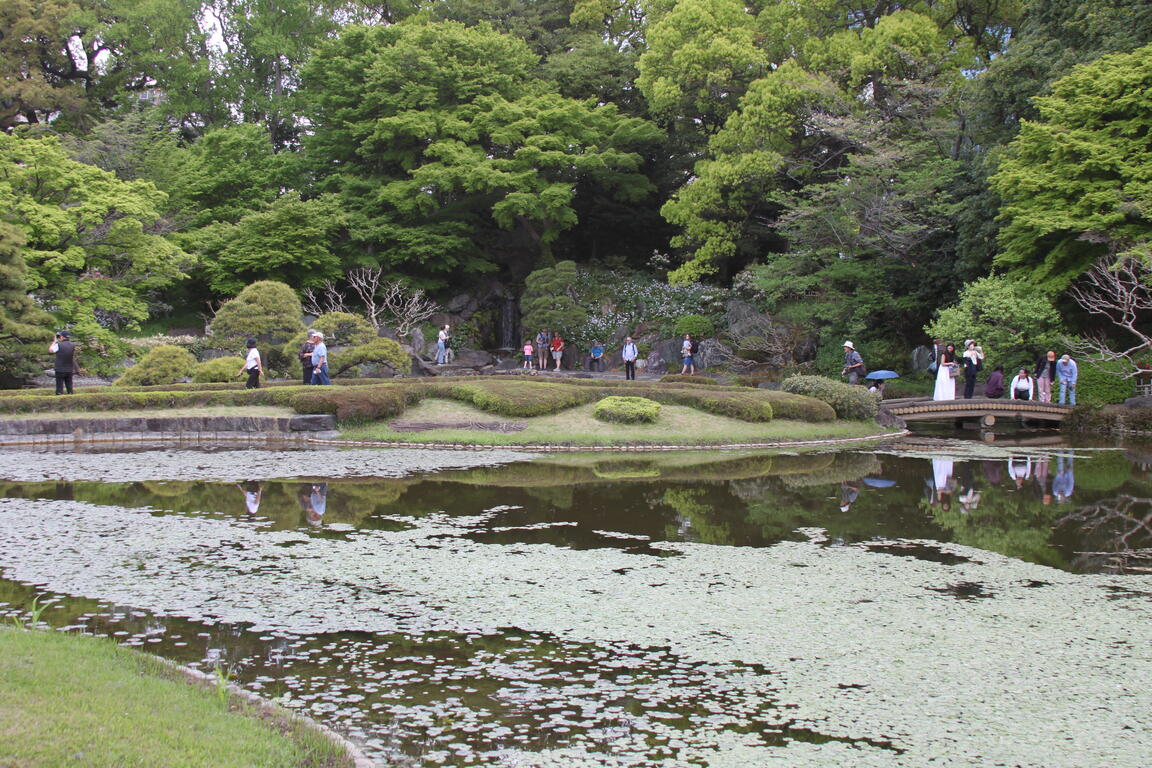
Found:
340,398 -> 886,445
0,628 -> 352,768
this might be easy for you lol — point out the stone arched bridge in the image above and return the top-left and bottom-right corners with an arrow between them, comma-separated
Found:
879,397 -> 1072,427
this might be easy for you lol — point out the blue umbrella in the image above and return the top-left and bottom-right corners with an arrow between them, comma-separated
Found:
865,370 -> 901,380
863,477 -> 897,488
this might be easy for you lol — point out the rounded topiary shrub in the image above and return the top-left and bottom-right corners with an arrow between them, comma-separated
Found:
209,280 -> 304,342
192,356 -> 244,384
593,396 -> 662,424
673,314 -> 716,338
117,345 -> 198,386
781,375 -> 880,420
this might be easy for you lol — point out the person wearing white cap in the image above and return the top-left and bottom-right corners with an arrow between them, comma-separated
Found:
309,330 -> 330,385
841,341 -> 865,385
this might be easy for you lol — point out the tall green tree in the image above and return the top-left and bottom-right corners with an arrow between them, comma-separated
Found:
0,133 -> 192,369
990,44 -> 1152,292
301,20 -> 661,286
0,221 -> 54,382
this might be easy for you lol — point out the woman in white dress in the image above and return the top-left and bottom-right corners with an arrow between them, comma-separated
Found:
932,343 -> 958,400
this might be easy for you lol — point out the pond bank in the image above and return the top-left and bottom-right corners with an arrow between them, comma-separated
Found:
0,626 -> 367,767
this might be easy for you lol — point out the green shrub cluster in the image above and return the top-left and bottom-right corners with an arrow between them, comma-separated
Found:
117,345 -> 198,387
593,396 -> 662,424
439,380 -> 598,417
192,357 -> 243,384
661,375 -> 718,385
330,338 -> 410,377
673,314 -> 715,338
752,391 -> 836,422
208,281 -> 304,342
654,389 -> 774,422
1076,359 -> 1136,406
289,385 -> 423,423
781,375 -> 880,420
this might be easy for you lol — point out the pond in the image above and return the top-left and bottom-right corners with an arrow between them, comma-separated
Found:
0,439 -> 1149,767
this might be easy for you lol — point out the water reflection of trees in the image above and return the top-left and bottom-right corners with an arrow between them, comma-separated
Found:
1057,495 -> 1152,574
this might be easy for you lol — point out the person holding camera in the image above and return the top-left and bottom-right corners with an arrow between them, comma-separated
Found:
48,330 -> 77,395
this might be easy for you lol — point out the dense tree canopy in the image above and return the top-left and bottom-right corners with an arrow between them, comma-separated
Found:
1,0 -> 1150,374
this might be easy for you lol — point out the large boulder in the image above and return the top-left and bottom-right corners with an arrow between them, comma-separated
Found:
695,338 -> 732,370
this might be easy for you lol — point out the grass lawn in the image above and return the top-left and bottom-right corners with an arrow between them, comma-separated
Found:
0,627 -> 352,768
339,397 -> 891,446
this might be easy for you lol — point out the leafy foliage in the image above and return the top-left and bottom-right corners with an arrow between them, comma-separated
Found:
208,281 -> 304,342
924,275 -> 1066,367
0,221 -> 53,380
117,345 -> 197,386
192,357 -> 244,384
1076,359 -> 1136,406
781,375 -> 880,421
0,132 -> 193,374
330,338 -> 411,377
991,44 -> 1152,291
520,261 -> 589,339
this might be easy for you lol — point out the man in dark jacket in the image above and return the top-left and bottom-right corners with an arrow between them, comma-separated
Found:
299,330 -> 316,385
49,331 -> 77,395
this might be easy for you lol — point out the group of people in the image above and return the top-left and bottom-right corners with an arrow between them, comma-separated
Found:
929,453 -> 1074,511
522,331 -> 682,378
930,340 -> 1078,404
523,329 -> 567,371
242,329 -> 331,389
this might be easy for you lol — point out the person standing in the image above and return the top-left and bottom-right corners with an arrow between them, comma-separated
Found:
536,328 -> 550,370
1010,367 -> 1034,400
689,334 -> 701,371
961,340 -> 984,399
984,365 -> 1005,398
238,338 -> 262,389
1056,354 -> 1078,405
841,341 -> 865,384
680,334 -> 695,375
1035,350 -> 1057,403
621,336 -> 638,380
588,341 -> 605,372
436,325 -> 450,365
310,330 -> 330,385
522,339 -> 534,370
550,332 -> 565,370
299,330 -> 316,385
932,343 -> 957,400
48,330 -> 77,395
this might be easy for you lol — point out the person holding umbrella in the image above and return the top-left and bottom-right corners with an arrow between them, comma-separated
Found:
864,369 -> 900,398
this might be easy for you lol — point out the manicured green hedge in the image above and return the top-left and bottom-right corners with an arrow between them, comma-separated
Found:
593,396 -> 662,424
781,375 -> 879,420
437,380 -> 599,417
660,375 -> 719,385
289,385 -> 423,424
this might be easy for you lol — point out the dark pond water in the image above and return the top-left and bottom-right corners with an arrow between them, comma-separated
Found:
1,439 -> 1150,767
